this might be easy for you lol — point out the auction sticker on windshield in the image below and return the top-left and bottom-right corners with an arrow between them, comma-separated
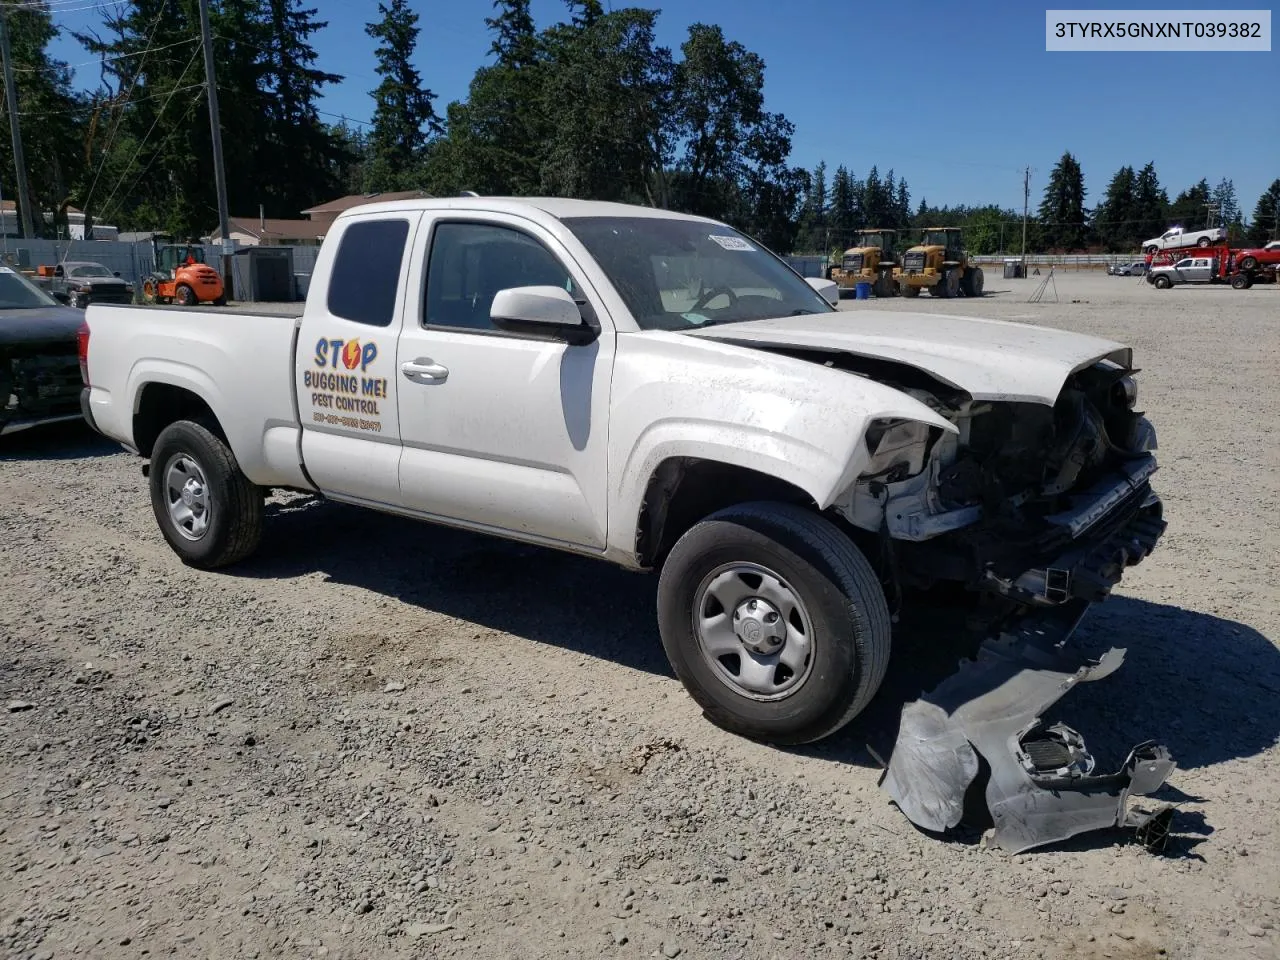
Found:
708,235 -> 755,252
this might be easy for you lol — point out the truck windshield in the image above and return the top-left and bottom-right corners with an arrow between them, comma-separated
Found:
562,216 -> 832,331
0,268 -> 60,310
69,264 -> 113,278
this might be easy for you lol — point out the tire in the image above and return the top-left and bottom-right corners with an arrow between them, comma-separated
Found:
71,294 -> 86,310
968,266 -> 984,296
1197,237 -> 1211,247
901,282 -> 920,298
1231,274 -> 1251,290
1239,256 -> 1258,271
1144,245 -> 1158,255
1153,275 -> 1172,289
656,501 -> 892,745
175,284 -> 197,306
213,295 -> 227,306
149,419 -> 263,569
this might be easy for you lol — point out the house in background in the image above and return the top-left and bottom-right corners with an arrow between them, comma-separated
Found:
210,215 -> 324,248
300,189 -> 430,236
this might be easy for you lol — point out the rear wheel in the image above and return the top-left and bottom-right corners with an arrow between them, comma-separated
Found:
1231,274 -> 1252,290
1154,275 -> 1172,289
656,502 -> 892,745
1197,236 -> 1211,247
966,267 -> 984,296
901,282 -> 920,298
149,420 -> 263,569
175,284 -> 197,306
1239,255 -> 1258,271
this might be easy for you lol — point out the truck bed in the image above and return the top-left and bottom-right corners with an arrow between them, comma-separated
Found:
83,303 -> 307,488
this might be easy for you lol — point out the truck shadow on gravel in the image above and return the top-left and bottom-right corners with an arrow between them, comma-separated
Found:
0,421 -> 119,461
243,498 -> 1279,780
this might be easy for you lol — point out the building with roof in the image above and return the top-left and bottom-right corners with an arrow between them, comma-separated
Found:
209,215 -> 325,247
299,189 -> 431,234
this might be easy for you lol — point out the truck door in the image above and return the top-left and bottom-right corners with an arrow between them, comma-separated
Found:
296,212 -> 419,506
394,213 -> 615,551
1186,257 -> 1212,282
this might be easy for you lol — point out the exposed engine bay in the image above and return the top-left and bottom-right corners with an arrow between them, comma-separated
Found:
777,346 -> 1174,852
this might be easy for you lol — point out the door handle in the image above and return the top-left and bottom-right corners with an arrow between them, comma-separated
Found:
401,358 -> 449,383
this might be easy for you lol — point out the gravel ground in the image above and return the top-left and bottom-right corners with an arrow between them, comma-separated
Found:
2,272 -> 1278,960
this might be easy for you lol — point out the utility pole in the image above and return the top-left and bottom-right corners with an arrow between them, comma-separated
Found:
0,6 -> 34,239
1021,167 -> 1030,275
197,0 -> 233,296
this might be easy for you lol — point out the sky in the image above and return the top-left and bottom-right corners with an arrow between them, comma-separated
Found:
45,0 -> 1280,216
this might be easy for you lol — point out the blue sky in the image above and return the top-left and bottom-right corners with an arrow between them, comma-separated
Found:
47,0 -> 1279,215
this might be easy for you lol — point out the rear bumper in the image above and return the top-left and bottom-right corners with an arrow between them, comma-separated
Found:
79,386 -> 98,433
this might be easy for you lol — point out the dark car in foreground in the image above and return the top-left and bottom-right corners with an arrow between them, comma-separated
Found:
47,261 -> 133,308
1,266 -> 85,436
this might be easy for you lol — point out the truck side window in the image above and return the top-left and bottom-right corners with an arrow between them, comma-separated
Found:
424,222 -> 577,332
327,218 -> 410,327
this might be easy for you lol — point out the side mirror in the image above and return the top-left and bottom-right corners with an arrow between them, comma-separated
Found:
51,291 -> 71,304
490,285 -> 598,345
805,276 -> 840,307
113,271 -> 121,277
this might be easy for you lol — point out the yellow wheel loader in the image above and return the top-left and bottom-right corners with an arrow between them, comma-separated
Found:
828,230 -> 900,298
894,227 -> 984,299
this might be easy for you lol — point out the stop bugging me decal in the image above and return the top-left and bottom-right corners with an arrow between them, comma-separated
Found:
305,337 -> 387,433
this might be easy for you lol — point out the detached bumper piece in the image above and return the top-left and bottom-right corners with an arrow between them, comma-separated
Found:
880,601 -> 1176,854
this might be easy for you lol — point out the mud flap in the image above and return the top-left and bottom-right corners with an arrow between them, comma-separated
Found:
880,600 -> 1176,854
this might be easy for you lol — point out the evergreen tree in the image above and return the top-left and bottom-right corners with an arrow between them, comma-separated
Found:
259,0 -> 347,214
1038,151 -> 1087,250
829,165 -> 856,247
1093,165 -> 1136,251
0,0 -> 85,236
1131,162 -> 1168,243
894,178 -> 910,231
486,0 -> 537,67
565,0 -> 603,27
1167,179 -> 1212,229
365,0 -> 441,191
1212,177 -> 1240,231
862,165 -> 884,227
1246,179 -> 1280,246
796,161 -> 827,251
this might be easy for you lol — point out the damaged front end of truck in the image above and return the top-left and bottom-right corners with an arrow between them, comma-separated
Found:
829,352 -> 1174,852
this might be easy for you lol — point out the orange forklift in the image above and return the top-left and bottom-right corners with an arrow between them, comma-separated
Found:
140,235 -> 226,306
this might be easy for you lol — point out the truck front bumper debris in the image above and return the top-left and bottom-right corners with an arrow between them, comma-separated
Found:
880,599 -> 1176,854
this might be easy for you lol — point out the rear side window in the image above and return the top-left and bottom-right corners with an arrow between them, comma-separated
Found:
327,219 -> 410,327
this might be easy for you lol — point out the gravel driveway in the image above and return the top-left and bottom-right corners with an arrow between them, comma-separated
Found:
2,273 -> 1278,960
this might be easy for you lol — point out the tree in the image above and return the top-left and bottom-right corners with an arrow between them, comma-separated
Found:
829,165 -> 856,247
0,0 -> 86,236
1167,179 -> 1212,229
565,0 -> 603,27
259,0 -> 348,214
1131,162 -> 1168,243
894,178 -> 910,231
365,0 -> 441,191
796,161 -> 827,252
1246,179 -> 1280,246
486,0 -> 536,67
1038,151 -> 1087,250
1093,165 -> 1136,251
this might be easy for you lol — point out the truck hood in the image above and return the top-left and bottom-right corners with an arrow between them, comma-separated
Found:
683,311 -> 1132,405
0,306 -> 85,346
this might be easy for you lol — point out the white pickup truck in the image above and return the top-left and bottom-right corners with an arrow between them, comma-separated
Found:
1142,224 -> 1227,253
80,197 -> 1167,757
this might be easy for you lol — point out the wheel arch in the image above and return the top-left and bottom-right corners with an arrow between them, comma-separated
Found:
133,381 -> 229,459
634,457 -> 825,569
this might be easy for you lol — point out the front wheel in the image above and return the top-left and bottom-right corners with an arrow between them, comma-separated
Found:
1231,274 -> 1252,290
1153,275 -> 1172,289
149,420 -> 263,569
656,502 -> 891,745
175,284 -> 197,306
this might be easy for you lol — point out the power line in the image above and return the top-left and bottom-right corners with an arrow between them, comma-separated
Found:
11,36 -> 198,72
10,80 -> 204,116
